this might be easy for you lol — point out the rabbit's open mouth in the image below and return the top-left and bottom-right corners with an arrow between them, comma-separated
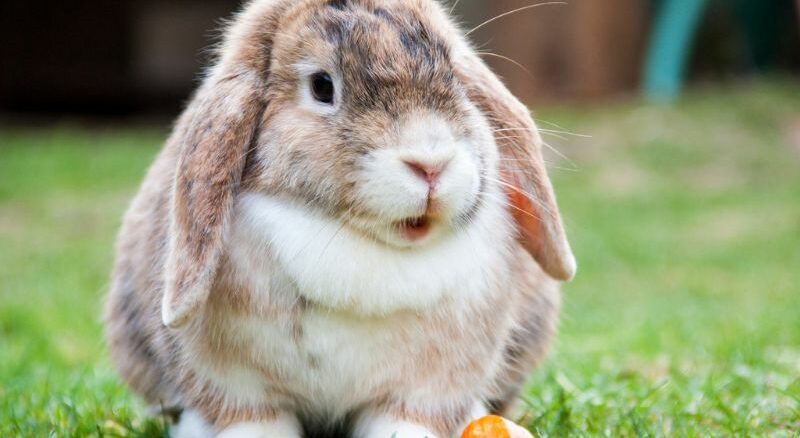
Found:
397,215 -> 432,241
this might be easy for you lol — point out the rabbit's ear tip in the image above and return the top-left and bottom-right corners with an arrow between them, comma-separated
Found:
161,304 -> 182,329
162,308 -> 191,329
526,226 -> 576,282
161,288 -> 198,329
161,308 -> 181,328
550,250 -> 577,282
504,174 -> 576,282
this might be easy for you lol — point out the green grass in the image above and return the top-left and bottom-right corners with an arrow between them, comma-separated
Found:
1,80 -> 799,436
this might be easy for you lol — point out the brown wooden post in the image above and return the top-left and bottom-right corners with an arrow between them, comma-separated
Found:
464,0 -> 649,104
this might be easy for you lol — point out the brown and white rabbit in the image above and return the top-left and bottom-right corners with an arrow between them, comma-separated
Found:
104,0 -> 575,437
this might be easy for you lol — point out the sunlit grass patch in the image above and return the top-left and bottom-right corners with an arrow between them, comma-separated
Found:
1,80 -> 798,436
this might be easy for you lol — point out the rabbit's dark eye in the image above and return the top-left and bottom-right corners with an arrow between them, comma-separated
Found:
311,72 -> 335,104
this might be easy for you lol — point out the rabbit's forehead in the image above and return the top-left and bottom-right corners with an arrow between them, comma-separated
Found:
298,5 -> 459,110
296,4 -> 449,73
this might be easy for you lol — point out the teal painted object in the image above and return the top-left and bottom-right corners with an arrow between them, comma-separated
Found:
643,0 -> 710,102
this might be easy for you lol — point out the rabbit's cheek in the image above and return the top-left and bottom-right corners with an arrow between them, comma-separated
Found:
429,150 -> 482,219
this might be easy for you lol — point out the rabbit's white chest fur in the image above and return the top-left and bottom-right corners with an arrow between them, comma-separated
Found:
221,307 -> 425,412
207,192 -> 514,410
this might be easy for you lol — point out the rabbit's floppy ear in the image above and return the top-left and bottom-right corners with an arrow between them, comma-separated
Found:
454,55 -> 576,281
162,75 -> 264,328
161,2 -> 286,328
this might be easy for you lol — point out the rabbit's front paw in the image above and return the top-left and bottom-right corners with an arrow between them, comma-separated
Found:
216,414 -> 302,438
355,414 -> 440,438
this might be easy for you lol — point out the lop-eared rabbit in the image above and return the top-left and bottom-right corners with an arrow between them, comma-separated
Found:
105,0 -> 575,437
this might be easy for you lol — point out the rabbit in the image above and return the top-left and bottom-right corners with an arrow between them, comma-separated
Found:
104,0 -> 576,437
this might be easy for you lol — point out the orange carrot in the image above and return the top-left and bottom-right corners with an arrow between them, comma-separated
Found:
461,415 -> 511,438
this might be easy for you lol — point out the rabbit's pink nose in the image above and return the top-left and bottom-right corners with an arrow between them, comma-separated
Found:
403,159 -> 448,189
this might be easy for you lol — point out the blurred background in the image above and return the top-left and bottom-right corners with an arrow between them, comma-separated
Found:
1,0 -> 799,436
1,0 -> 798,115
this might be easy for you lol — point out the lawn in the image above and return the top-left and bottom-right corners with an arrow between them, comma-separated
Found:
1,80 -> 799,437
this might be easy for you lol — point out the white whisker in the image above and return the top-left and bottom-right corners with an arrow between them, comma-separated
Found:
465,2 -> 567,37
